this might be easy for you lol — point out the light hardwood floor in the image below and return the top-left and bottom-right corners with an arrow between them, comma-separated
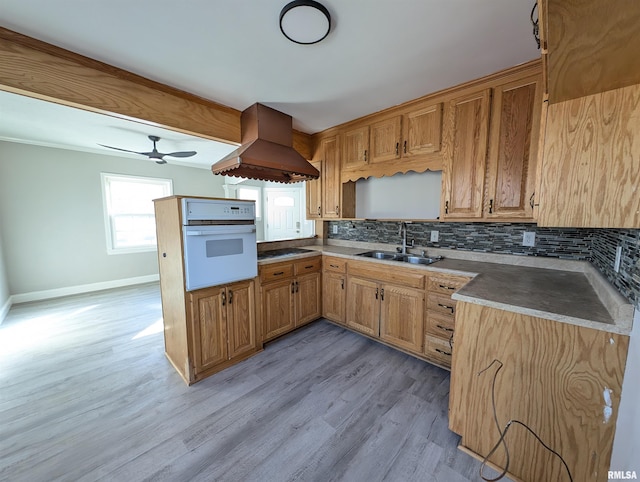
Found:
0,283 -> 495,482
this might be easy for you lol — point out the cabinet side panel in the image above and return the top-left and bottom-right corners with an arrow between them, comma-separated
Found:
154,198 -> 189,380
451,301 -> 629,482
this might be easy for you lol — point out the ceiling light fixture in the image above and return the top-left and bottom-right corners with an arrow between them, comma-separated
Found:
279,0 -> 331,45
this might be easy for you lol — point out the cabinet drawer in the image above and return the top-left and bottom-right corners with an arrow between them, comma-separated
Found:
323,256 -> 347,273
427,293 -> 457,317
259,263 -> 293,283
294,256 -> 322,275
424,335 -> 453,368
425,311 -> 455,340
428,275 -> 470,295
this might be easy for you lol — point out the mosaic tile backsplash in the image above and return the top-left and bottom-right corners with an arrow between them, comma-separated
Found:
327,220 -> 640,307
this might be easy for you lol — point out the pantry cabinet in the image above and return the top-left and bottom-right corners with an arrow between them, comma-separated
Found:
259,256 -> 322,342
189,279 -> 258,378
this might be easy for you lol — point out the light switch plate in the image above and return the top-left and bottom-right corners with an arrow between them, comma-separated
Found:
430,230 -> 439,242
332,225 -> 338,234
522,231 -> 536,247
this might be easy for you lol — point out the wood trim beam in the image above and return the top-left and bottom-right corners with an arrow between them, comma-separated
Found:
0,27 -> 313,158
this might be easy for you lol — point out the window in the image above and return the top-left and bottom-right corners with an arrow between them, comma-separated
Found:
101,173 -> 173,254
236,186 -> 262,220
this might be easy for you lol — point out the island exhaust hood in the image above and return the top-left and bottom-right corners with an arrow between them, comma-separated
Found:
211,103 -> 319,183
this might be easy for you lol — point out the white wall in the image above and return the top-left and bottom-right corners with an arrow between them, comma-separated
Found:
611,308 -> 640,473
355,170 -> 442,219
0,213 -> 10,322
0,141 -> 225,298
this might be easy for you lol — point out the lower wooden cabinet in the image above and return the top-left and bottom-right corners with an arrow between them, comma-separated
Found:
345,266 -> 426,355
322,256 -> 347,324
189,279 -> 259,382
260,256 -> 322,342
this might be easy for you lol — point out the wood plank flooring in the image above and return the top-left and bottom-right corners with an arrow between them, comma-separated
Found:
0,282 -> 497,481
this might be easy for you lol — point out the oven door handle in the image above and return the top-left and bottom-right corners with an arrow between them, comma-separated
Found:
185,226 -> 256,236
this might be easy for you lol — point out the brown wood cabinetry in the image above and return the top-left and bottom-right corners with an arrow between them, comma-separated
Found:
259,256 -> 322,342
342,126 -> 369,170
345,260 -> 426,355
537,83 -> 640,228
423,274 -> 470,368
322,256 -> 347,324
305,135 -> 356,220
442,89 -> 491,219
449,301 -> 629,482
485,75 -> 543,219
305,160 -> 322,219
402,103 -> 443,158
369,116 -> 401,164
190,280 -> 257,376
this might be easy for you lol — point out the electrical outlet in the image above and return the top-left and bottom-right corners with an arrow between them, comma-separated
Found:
614,246 -> 622,273
430,230 -> 439,243
522,231 -> 536,247
332,225 -> 338,234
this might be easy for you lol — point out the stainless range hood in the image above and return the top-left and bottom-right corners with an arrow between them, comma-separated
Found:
211,103 -> 319,183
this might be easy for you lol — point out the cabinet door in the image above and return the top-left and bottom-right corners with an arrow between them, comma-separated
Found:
226,280 -> 256,359
402,103 -> 443,157
442,89 -> 491,219
262,278 -> 295,340
295,272 -> 322,327
379,284 -> 425,354
345,277 -> 380,337
323,272 -> 346,324
369,116 -> 402,164
321,136 -> 341,218
305,160 -> 322,219
342,126 -> 369,170
190,287 -> 228,374
485,76 -> 542,219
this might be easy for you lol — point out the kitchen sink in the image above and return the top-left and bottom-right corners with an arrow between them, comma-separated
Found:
356,251 -> 443,265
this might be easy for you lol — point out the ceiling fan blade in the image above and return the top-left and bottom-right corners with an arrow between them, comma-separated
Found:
98,144 -> 146,155
165,151 -> 197,158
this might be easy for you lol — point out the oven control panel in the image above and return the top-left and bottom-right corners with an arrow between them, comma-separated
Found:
182,198 -> 256,223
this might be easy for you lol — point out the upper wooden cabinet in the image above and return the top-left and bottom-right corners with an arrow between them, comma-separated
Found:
305,160 -> 322,219
485,75 -> 543,219
403,103 -> 443,158
305,134 -> 355,220
369,116 -> 401,164
342,126 -> 370,170
441,89 -> 491,219
537,83 -> 640,228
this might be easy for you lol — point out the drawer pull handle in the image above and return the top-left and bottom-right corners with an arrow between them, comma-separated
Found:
436,324 -> 454,332
228,289 -> 233,304
380,288 -> 384,301
375,288 -> 379,300
438,284 -> 455,291
291,282 -> 295,294
435,348 -> 452,357
341,279 -> 344,290
330,264 -> 339,268
273,271 -> 284,276
304,265 -> 314,269
221,291 -> 226,306
438,303 -> 455,313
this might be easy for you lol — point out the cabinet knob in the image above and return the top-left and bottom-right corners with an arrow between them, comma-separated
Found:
380,288 -> 384,301
403,140 -> 407,154
445,201 -> 449,215
228,289 -> 233,304
335,205 -> 339,214
364,150 -> 367,162
317,206 -> 321,215
489,199 -> 494,214
395,142 -> 399,155
221,291 -> 226,306
375,288 -> 379,300
341,279 -> 344,290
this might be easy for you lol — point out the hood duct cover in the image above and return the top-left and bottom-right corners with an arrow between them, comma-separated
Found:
211,103 -> 319,183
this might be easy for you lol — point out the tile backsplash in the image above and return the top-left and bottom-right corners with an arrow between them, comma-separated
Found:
327,220 -> 640,307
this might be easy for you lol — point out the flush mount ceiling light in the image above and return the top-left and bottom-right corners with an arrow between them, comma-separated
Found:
279,0 -> 331,45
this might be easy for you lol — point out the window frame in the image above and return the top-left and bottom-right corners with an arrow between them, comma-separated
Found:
100,172 -> 173,255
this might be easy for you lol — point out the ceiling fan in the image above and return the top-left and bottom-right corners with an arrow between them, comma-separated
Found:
98,135 -> 197,164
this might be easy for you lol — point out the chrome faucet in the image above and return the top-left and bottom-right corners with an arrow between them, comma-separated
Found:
398,222 -> 414,254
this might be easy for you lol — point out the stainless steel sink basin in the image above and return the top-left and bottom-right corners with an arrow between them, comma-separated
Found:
356,251 -> 443,265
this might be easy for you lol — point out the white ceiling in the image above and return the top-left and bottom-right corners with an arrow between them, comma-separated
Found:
0,0 -> 540,167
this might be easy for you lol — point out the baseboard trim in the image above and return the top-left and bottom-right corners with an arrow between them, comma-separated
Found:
10,274 -> 160,305
0,295 -> 12,325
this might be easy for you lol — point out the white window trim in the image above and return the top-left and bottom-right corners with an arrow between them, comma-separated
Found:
100,172 -> 173,255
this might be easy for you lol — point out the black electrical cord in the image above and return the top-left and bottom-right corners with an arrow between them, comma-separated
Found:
477,359 -> 573,482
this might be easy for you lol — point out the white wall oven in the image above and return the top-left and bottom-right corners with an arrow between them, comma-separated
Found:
181,198 -> 257,291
